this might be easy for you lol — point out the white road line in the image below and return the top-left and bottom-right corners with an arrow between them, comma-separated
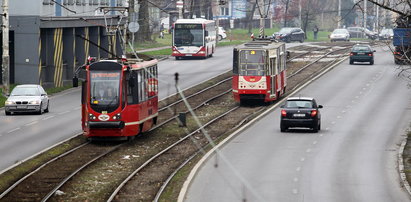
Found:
292,189 -> 298,194
7,128 -> 21,133
306,149 -> 311,153
300,158 -> 305,162
58,111 -> 70,115
331,121 -> 336,125
42,115 -> 55,120
341,110 -> 346,113
337,115 -> 342,119
313,141 -> 317,145
293,177 -> 299,182
74,106 -> 81,110
296,167 -> 301,172
25,121 -> 38,126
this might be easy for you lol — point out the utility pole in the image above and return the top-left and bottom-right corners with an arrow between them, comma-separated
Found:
364,0 -> 367,30
337,0 -> 341,28
2,0 -> 9,95
258,0 -> 265,37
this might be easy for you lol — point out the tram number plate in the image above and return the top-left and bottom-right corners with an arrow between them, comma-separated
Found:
293,114 -> 305,117
17,105 -> 27,109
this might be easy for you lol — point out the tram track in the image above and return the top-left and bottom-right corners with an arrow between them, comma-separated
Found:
0,42 -> 356,201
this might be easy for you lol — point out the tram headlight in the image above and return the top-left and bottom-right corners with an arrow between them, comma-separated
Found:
89,113 -> 97,120
113,113 -> 121,120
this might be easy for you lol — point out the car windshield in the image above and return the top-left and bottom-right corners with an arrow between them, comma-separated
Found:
353,46 -> 371,52
333,29 -> 347,34
278,28 -> 293,34
286,100 -> 313,108
380,29 -> 393,35
10,87 -> 40,96
239,50 -> 266,76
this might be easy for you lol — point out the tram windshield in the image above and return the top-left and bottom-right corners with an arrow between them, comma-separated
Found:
239,50 -> 266,76
90,71 -> 121,107
174,24 -> 204,47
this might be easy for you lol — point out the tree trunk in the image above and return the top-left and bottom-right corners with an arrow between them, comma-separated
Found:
137,0 -> 151,42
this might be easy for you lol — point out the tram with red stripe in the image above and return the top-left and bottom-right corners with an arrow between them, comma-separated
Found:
232,39 -> 287,103
73,54 -> 158,139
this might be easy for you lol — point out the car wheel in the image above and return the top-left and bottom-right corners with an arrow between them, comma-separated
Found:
280,123 -> 287,132
44,101 -> 49,113
218,35 -> 223,41
312,124 -> 319,133
5,111 -> 11,115
300,38 -> 304,43
370,60 -> 374,65
349,59 -> 354,65
37,103 -> 43,115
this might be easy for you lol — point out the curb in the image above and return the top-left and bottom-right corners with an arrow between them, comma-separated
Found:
177,56 -> 349,202
399,135 -> 411,195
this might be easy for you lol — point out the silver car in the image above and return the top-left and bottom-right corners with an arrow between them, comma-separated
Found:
4,84 -> 49,115
330,28 -> 350,42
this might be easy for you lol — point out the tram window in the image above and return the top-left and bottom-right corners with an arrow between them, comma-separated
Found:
239,50 -> 266,76
270,58 -> 276,75
127,71 -> 139,104
233,50 -> 239,74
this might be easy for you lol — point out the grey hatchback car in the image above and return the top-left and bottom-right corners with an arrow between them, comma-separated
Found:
5,84 -> 49,115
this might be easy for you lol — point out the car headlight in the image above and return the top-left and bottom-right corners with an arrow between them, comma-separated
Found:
29,100 -> 41,105
5,100 -> 14,105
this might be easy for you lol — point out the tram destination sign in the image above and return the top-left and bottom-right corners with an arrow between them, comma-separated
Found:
175,24 -> 202,29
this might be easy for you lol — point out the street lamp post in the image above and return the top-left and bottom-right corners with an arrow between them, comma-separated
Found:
2,0 -> 9,95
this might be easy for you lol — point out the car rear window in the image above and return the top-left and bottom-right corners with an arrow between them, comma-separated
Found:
285,100 -> 313,108
353,46 -> 370,52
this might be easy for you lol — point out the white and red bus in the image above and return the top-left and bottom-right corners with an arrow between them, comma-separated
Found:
73,55 -> 158,140
172,18 -> 216,59
232,39 -> 287,103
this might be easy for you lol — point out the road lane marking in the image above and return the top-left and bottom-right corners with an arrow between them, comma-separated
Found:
296,167 -> 301,172
313,141 -> 317,145
58,110 -> 70,115
25,121 -> 38,126
7,128 -> 20,133
42,115 -> 55,120
292,189 -> 298,194
293,177 -> 299,182
306,149 -> 311,153
300,158 -> 305,162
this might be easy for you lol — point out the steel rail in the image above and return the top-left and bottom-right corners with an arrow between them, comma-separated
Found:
107,106 -> 241,202
0,142 -> 89,199
41,143 -> 125,201
158,77 -> 232,112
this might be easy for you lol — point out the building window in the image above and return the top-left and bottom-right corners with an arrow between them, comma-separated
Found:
43,0 -> 55,5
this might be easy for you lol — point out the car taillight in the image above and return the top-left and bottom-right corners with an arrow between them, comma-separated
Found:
281,110 -> 287,117
368,53 -> 373,56
311,110 -> 317,117
350,52 -> 355,56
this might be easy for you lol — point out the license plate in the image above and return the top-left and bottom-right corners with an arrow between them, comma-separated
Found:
358,53 -> 365,55
186,54 -> 192,56
293,114 -> 305,117
17,105 -> 27,109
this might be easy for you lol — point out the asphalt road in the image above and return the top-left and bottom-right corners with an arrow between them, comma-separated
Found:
183,46 -> 411,202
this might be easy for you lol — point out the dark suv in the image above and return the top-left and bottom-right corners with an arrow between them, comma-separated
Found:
280,97 -> 323,132
273,27 -> 305,43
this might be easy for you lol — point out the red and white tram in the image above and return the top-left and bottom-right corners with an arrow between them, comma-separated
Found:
232,39 -> 287,103
73,54 -> 158,139
171,18 -> 216,59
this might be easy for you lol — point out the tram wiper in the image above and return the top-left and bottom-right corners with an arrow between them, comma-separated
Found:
105,96 -> 118,111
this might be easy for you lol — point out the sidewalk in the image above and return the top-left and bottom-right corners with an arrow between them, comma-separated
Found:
136,46 -> 169,53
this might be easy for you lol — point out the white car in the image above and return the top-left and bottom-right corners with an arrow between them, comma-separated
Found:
4,84 -> 49,115
218,26 -> 227,41
379,28 -> 394,40
330,28 -> 350,42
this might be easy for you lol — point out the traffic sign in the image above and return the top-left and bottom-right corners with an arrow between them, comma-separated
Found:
128,22 -> 140,33
176,0 -> 183,8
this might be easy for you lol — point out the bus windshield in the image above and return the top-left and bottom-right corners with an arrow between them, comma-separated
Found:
239,50 -> 266,76
90,71 -> 121,106
174,24 -> 204,47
